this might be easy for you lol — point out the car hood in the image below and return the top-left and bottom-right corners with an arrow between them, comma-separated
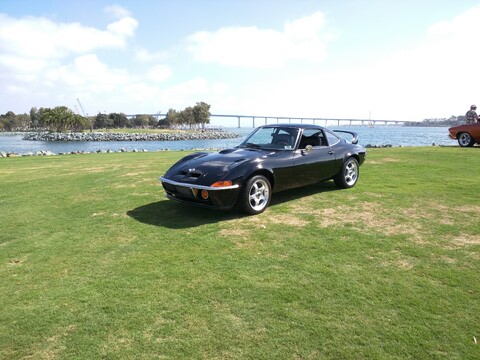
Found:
164,147 -> 272,184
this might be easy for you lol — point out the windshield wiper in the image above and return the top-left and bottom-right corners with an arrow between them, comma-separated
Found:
243,142 -> 262,150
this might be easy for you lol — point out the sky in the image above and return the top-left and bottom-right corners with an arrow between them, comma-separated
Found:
1,0 -> 480,124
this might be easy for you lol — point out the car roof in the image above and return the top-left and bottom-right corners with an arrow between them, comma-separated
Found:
258,123 -> 326,130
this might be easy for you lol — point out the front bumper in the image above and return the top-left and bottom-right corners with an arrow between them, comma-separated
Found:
159,177 -> 241,210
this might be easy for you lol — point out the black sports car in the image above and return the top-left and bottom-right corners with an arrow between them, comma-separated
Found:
160,124 -> 366,214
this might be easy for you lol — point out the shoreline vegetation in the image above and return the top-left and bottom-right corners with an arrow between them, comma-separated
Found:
403,118 -> 463,127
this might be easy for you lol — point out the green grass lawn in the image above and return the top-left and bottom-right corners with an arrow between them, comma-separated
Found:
1,147 -> 479,359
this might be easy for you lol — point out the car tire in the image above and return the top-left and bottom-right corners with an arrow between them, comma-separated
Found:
458,132 -> 474,147
240,175 -> 271,215
334,157 -> 359,189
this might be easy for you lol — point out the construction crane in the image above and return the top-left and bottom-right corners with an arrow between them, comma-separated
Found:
76,98 -> 87,116
76,98 -> 93,132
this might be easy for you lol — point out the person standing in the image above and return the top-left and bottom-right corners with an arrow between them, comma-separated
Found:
465,105 -> 478,124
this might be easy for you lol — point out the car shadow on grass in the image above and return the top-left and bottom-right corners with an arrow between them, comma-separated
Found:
127,181 -> 339,229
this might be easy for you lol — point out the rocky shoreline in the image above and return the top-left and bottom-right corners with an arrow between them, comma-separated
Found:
0,130 -> 241,158
22,130 -> 240,142
0,147 -> 223,158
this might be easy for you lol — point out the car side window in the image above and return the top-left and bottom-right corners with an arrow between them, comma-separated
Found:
298,129 -> 326,149
325,130 -> 340,146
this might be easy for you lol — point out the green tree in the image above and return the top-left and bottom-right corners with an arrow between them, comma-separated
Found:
72,114 -> 88,131
132,114 -> 149,128
162,109 -> 178,128
109,113 -> 128,128
42,106 -> 76,132
154,103 -> 211,129
193,101 -> 211,129
148,115 -> 158,127
94,113 -> 112,129
179,107 -> 195,128
37,108 -> 48,128
0,111 -> 16,131
16,114 -> 31,129
30,107 -> 41,128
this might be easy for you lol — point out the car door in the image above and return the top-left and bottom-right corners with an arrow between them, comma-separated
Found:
292,128 -> 337,186
471,124 -> 480,143
267,150 -> 297,192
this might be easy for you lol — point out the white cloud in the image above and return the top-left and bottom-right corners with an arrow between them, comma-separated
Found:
157,78 -> 230,111
107,16 -> 138,38
3,6 -> 480,121
134,48 -> 169,62
45,54 -> 130,90
427,5 -> 480,40
0,9 -> 141,113
105,5 -> 132,19
162,78 -> 211,100
5,85 -> 30,95
0,53 -> 48,73
0,11 -> 137,65
359,6 -> 480,120
186,11 -> 329,68
284,12 -> 330,60
125,83 -> 160,103
228,6 -> 480,121
148,64 -> 172,82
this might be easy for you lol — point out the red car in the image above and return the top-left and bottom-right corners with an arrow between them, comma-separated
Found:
448,124 -> 480,147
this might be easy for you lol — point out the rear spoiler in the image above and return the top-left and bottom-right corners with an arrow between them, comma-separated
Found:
333,130 -> 359,144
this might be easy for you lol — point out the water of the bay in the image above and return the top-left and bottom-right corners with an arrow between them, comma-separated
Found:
0,126 -> 454,154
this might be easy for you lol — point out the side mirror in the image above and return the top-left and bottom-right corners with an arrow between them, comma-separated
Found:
301,145 -> 313,155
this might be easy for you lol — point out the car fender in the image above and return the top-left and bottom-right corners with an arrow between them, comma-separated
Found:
340,148 -> 364,167
344,151 -> 356,162
228,159 -> 275,187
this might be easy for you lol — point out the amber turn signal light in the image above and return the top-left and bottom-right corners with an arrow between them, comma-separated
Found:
210,180 -> 233,187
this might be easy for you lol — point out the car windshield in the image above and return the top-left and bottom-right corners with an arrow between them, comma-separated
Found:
239,127 -> 298,150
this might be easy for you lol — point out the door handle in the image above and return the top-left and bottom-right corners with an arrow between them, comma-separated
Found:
328,151 -> 334,155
